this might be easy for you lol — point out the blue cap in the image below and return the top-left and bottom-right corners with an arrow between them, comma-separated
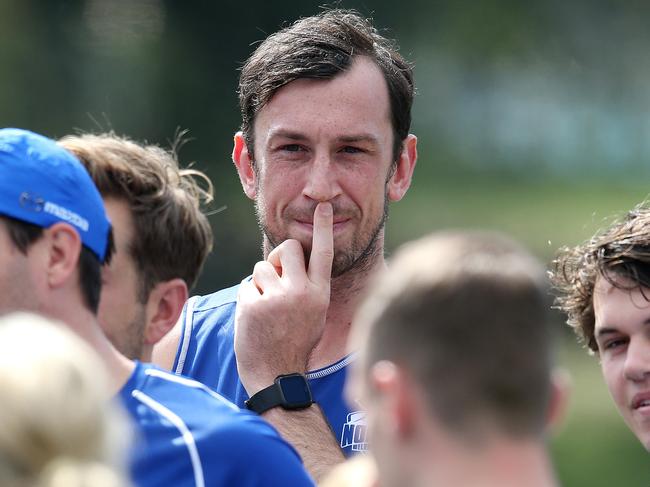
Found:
0,128 -> 111,262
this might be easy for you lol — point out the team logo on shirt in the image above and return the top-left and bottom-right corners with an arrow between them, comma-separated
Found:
340,411 -> 368,452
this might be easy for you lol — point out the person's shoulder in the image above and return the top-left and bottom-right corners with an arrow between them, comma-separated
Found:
198,409 -> 315,486
182,285 -> 241,344
152,281 -> 244,370
124,365 -> 314,486
134,363 -> 235,408
126,365 -> 246,432
192,280 -> 244,314
133,366 -> 314,485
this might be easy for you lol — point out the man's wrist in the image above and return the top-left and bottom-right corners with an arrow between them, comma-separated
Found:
245,373 -> 313,414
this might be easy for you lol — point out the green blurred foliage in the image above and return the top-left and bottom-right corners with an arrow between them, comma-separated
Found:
1,0 -> 649,483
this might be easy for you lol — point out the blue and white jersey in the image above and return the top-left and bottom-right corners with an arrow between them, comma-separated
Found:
172,281 -> 368,456
119,362 -> 314,487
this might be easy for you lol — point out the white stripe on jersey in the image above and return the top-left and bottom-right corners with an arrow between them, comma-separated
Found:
144,368 -> 238,411
132,390 -> 205,487
175,296 -> 198,375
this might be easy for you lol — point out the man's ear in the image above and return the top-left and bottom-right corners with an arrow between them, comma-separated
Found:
232,131 -> 257,200
44,222 -> 82,290
143,278 -> 188,346
371,360 -> 417,439
387,134 -> 417,202
546,367 -> 572,434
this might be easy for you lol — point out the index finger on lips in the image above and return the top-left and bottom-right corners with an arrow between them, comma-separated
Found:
308,202 -> 334,285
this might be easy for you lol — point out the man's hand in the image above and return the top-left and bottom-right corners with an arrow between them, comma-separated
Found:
235,202 -> 334,395
235,202 -> 344,481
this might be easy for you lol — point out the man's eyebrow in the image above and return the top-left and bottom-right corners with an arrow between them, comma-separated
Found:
267,129 -> 308,141
596,327 -> 619,339
266,131 -> 381,146
338,134 -> 380,144
596,318 -> 650,339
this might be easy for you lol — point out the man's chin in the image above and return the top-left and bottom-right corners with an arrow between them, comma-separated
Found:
264,231 -> 374,276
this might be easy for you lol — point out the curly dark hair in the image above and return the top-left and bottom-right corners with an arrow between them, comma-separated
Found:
551,205 -> 650,352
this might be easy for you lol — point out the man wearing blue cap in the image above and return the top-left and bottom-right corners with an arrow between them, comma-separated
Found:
0,128 -> 315,487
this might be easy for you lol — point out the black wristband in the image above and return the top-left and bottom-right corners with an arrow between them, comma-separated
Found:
245,373 -> 313,414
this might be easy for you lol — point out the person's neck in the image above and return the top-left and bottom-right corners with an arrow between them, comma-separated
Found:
412,439 -> 559,487
306,248 -> 387,371
47,301 -> 135,396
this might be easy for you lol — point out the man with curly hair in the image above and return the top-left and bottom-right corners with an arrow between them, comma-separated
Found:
552,205 -> 650,451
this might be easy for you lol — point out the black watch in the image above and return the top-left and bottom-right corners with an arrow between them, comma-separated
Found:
245,373 -> 313,414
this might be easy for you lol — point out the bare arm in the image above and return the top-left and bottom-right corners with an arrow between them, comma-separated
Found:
262,406 -> 344,482
235,202 -> 344,480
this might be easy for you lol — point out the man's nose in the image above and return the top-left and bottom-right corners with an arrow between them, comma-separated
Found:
302,153 -> 342,202
623,336 -> 650,382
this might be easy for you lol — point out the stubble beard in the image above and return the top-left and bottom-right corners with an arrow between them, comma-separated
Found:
104,304 -> 147,361
255,194 -> 389,279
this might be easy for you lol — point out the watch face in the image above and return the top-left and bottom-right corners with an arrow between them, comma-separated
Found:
279,374 -> 312,407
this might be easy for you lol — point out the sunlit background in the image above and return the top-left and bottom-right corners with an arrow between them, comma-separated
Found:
1,0 -> 648,483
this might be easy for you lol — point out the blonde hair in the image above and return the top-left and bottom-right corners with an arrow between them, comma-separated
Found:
0,313 -> 132,487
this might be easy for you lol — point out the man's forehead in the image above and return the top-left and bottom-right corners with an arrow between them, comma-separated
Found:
594,274 -> 617,297
593,273 -> 637,296
253,59 -> 391,133
594,274 -> 650,323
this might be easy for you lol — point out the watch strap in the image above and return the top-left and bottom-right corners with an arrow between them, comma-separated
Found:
245,373 -> 313,414
245,382 -> 285,414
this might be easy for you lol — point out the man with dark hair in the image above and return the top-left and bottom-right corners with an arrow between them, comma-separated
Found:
553,205 -> 650,452
347,231 -> 564,486
155,9 -> 418,480
0,128 -> 314,487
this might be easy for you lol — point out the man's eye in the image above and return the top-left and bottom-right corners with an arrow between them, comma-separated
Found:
603,338 -> 628,351
281,144 -> 303,152
341,146 -> 363,154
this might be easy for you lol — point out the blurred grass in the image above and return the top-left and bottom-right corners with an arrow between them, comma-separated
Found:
386,177 -> 650,262
386,177 -> 650,485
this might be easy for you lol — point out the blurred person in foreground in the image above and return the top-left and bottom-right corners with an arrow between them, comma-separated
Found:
319,455 -> 377,487
553,205 -> 650,452
0,312 -> 130,487
0,128 -> 314,487
154,9 -> 417,480
343,231 -> 566,487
